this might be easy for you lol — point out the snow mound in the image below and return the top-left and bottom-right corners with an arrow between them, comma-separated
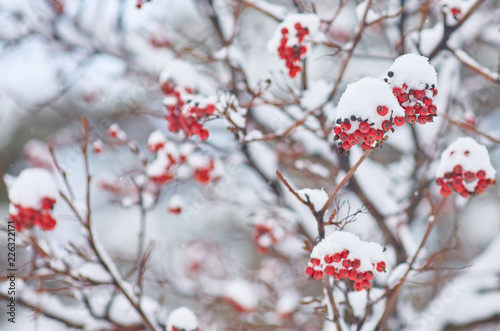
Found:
167,306 -> 198,331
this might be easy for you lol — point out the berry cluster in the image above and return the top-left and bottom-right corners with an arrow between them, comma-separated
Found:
437,166 -> 495,198
146,133 -> 218,187
277,23 -> 309,78
436,137 -> 496,198
334,77 -> 405,155
306,231 -> 386,291
161,81 -> 215,141
253,220 -> 285,254
384,54 -> 439,125
305,250 -> 386,291
390,82 -> 438,125
333,113 -> 404,153
10,197 -> 57,231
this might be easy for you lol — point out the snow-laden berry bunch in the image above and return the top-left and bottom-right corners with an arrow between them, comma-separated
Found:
146,130 -> 219,186
334,77 -> 405,155
253,219 -> 285,254
8,168 -> 58,231
305,231 -> 386,291
268,14 -> 321,78
384,54 -> 438,125
160,61 -> 216,141
436,137 -> 496,198
167,306 -> 199,331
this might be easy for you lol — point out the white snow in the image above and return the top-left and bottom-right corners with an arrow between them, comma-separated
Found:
167,306 -> 198,331
159,59 -> 199,89
336,77 -> 404,133
147,130 -> 167,151
223,280 -> 258,312
436,137 -> 496,179
300,80 -> 333,111
8,168 -> 58,209
297,188 -> 329,212
311,231 -> 386,272
168,195 -> 184,209
386,54 -> 438,90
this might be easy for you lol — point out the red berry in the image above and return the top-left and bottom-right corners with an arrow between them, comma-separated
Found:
353,282 -> 362,292
382,120 -> 392,132
414,90 -> 425,100
334,126 -> 342,135
340,250 -> 349,259
324,255 -> 333,264
358,122 -> 370,133
376,261 -> 386,272
281,27 -> 288,34
333,272 -> 341,281
436,177 -> 444,186
407,115 -> 416,124
339,269 -> 349,278
453,165 -> 462,174
361,279 -> 370,290
377,106 -> 388,116
354,130 -> 365,141
314,270 -> 324,280
341,121 -> 351,131
332,253 -> 341,262
324,265 -> 336,276
342,259 -> 351,268
351,259 -> 360,268
305,266 -> 315,277
339,132 -> 348,141
394,116 -> 405,127
348,134 -> 358,146
477,170 -> 486,179
361,142 -> 371,151
405,106 -> 416,116
464,171 -> 475,181
311,258 -> 320,266
428,105 -> 437,114
348,269 -> 358,280
365,271 -> 374,280
342,141 -> 351,150
392,87 -> 402,96
459,190 -> 470,198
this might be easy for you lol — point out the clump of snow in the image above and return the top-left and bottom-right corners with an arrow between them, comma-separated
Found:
436,137 -> 496,178
310,231 -> 386,273
8,168 -> 58,209
160,59 -> 199,90
276,291 -> 300,319
300,80 -> 333,110
297,188 -> 328,212
222,280 -> 258,313
267,13 -> 322,54
435,137 -> 496,196
147,130 -> 167,153
336,77 -> 404,132
385,54 -> 437,90
440,0 -> 475,25
167,306 -> 198,331
23,139 -> 53,170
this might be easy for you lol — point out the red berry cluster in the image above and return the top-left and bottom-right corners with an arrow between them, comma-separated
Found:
333,112 -> 405,154
193,158 -> 216,185
389,79 -> 439,125
161,81 -> 215,141
9,197 -> 57,231
437,165 -> 495,198
277,23 -> 309,78
305,250 -> 385,291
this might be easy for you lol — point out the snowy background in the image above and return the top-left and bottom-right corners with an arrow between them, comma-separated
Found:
1,0 -> 500,330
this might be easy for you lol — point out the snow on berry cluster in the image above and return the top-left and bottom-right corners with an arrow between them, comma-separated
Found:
146,130 -> 219,186
384,54 -> 439,125
334,77 -> 405,155
8,168 -> 58,231
160,61 -> 217,141
253,219 -> 285,254
167,306 -> 199,331
440,0 -> 474,24
305,231 -> 386,292
267,14 -> 321,78
161,81 -> 215,141
436,137 -> 496,198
